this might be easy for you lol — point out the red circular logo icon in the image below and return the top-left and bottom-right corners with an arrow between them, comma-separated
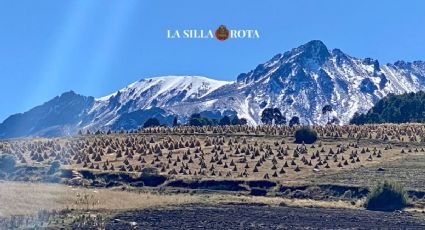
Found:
215,25 -> 229,41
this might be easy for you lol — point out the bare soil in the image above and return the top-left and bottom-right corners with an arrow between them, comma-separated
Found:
105,204 -> 425,229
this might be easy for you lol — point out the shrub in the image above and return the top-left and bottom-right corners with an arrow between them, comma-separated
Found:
0,154 -> 17,173
365,180 -> 408,211
289,116 -> 300,127
294,127 -> 318,144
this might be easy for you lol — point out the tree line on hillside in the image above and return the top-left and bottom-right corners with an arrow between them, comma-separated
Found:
187,113 -> 248,127
80,90 -> 425,132
260,105 -> 338,126
143,104 -> 339,128
143,114 -> 248,128
260,108 -> 301,126
350,91 -> 425,125
144,90 -> 425,128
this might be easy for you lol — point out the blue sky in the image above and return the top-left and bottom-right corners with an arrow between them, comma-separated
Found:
0,0 -> 424,121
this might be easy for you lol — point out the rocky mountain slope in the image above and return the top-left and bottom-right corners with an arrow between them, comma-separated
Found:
1,40 -> 424,138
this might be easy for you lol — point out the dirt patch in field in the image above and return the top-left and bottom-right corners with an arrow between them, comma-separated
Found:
105,204 -> 425,229
166,179 -> 248,191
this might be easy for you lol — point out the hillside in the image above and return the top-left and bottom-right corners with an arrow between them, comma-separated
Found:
350,91 -> 425,124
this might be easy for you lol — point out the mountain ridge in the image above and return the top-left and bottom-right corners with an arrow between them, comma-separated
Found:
1,40 -> 425,138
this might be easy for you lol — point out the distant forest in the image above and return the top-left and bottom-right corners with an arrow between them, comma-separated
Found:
350,91 -> 425,125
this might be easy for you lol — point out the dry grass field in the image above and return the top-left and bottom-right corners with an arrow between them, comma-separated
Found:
2,124 -> 424,183
0,181 -> 370,228
1,124 -> 425,228
0,181 -> 203,217
0,181 -> 361,217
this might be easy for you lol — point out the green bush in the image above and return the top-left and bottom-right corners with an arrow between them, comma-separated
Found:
0,154 -> 17,173
294,127 -> 318,144
365,180 -> 408,211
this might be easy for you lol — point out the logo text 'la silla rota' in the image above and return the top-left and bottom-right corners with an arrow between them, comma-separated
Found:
167,25 -> 260,40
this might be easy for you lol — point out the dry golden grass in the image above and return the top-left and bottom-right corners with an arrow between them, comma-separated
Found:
0,181 -> 201,217
0,181 -> 369,218
405,207 -> 425,213
208,194 -> 364,209
1,124 -> 425,217
5,180 -> 424,219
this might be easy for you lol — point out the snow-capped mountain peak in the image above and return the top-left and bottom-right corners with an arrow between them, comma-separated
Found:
234,40 -> 425,125
1,40 -> 425,138
85,76 -> 233,129
98,76 -> 232,102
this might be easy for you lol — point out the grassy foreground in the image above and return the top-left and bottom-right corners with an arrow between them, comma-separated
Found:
0,181 -> 363,218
